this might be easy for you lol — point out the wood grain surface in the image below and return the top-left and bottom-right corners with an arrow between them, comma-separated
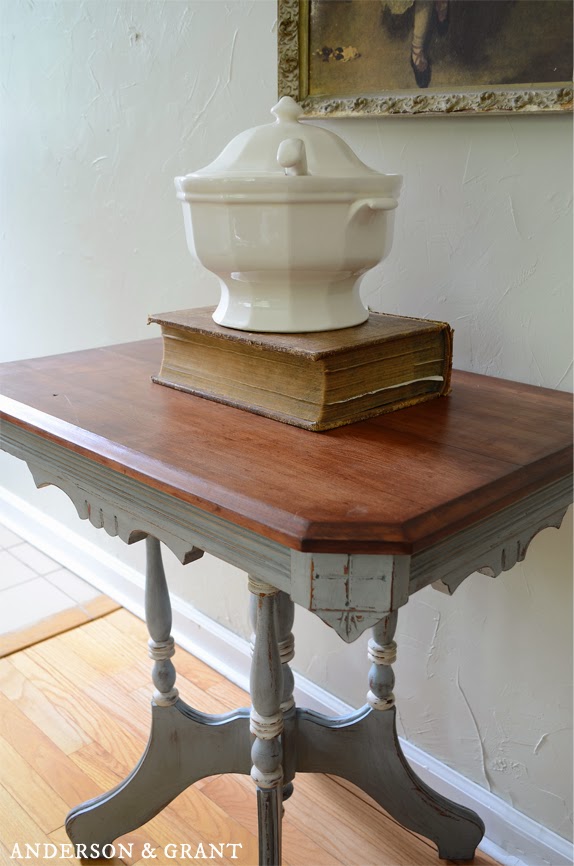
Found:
1,340 -> 571,554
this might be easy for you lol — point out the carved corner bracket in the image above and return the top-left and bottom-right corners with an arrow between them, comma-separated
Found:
290,551 -> 410,642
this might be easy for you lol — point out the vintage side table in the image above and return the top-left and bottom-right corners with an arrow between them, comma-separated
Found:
1,340 -> 572,865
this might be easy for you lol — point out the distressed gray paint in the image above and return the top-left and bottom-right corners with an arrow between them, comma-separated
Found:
249,578 -> 284,866
2,421 -> 570,642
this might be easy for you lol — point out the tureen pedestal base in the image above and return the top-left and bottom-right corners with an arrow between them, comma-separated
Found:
212,275 -> 369,333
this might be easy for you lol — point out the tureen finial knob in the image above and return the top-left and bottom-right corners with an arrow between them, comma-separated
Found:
271,96 -> 303,123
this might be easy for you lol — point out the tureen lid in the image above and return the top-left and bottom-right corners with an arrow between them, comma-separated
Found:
189,96 -> 380,179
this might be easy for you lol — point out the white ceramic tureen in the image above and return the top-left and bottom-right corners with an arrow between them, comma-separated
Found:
175,97 -> 402,333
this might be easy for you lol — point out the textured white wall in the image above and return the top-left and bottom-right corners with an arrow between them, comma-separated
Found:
1,0 -> 572,841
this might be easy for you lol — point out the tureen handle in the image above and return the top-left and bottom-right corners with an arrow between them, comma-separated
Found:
348,198 -> 398,223
277,138 -> 308,176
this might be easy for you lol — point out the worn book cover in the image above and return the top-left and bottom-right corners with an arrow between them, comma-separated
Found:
148,307 -> 453,431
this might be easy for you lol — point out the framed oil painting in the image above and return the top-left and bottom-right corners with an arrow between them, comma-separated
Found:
278,0 -> 573,116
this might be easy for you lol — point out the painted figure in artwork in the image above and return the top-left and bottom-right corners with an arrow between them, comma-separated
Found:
307,0 -> 572,103
381,0 -> 449,87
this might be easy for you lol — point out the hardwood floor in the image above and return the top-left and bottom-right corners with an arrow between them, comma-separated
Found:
0,610 -> 499,866
0,595 -> 121,659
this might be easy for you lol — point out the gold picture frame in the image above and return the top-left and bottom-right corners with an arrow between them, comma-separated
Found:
278,0 -> 573,117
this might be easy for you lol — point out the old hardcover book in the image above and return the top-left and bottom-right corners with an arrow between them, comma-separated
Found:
148,307 -> 453,431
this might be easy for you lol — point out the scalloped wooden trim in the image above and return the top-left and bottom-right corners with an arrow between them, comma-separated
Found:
408,475 -> 572,597
277,0 -> 573,117
427,503 -> 570,596
476,509 -> 569,578
28,461 -> 203,566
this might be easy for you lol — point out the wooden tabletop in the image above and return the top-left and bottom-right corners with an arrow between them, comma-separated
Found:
1,340 -> 572,555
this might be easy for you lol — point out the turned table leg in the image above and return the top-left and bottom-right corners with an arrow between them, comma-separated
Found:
252,589 -> 296,801
276,591 -> 295,717
364,613 -> 485,858
248,576 -> 284,866
145,535 -> 179,706
295,611 -> 485,861
66,537 -> 251,855
276,591 -> 296,800
367,610 -> 397,711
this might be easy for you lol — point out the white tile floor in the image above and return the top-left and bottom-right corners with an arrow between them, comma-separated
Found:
0,522 -> 102,636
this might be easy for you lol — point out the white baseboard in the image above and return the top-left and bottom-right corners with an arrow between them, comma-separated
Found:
1,486 -> 571,866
